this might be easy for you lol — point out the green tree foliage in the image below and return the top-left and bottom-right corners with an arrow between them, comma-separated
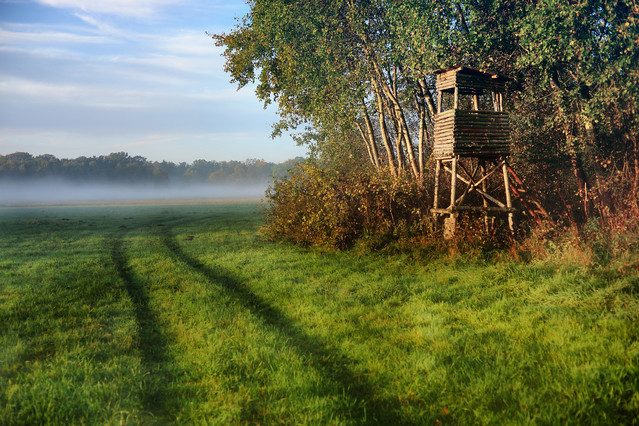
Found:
213,0 -> 442,180
0,152 -> 304,185
216,0 -> 638,246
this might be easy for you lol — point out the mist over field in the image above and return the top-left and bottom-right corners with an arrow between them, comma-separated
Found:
0,179 -> 268,204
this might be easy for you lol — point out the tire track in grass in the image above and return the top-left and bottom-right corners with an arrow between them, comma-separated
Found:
160,227 -> 405,424
108,234 -> 173,421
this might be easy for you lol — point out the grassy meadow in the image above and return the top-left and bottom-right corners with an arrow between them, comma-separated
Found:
1,200 -> 637,424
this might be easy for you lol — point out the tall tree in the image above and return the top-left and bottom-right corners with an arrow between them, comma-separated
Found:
215,0 -> 639,219
213,0 -> 436,181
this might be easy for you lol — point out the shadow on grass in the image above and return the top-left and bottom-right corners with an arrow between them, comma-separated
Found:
160,228 -> 405,424
108,235 -> 173,421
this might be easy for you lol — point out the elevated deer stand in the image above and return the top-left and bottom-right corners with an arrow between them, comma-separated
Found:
431,66 -> 515,239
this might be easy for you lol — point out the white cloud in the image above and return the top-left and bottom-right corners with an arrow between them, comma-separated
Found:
0,76 -> 156,108
35,0 -> 184,18
0,69 -> 252,110
72,13 -> 125,36
0,26 -> 111,45
156,31 -> 221,56
0,25 -> 225,89
122,52 -> 223,77
108,30 -> 227,79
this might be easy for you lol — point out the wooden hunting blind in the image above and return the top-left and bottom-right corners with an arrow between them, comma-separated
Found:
430,66 -> 516,237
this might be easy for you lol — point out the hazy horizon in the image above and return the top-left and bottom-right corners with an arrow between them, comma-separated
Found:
0,179 -> 269,204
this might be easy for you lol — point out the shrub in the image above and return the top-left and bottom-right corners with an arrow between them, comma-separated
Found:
263,162 -> 639,264
261,163 -> 432,249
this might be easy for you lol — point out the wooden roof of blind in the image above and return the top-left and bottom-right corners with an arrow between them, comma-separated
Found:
434,66 -> 511,94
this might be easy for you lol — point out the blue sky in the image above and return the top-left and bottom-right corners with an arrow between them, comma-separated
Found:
0,0 -> 307,163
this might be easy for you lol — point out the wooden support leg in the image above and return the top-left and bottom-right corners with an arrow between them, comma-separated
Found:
433,159 -> 441,211
481,160 -> 490,233
445,157 -> 458,239
432,159 -> 441,230
502,158 -> 514,232
450,157 -> 457,210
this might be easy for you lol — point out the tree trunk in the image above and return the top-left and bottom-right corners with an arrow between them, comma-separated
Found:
418,78 -> 437,118
414,92 -> 425,181
356,122 -> 377,168
372,61 -> 419,180
550,72 -> 592,219
371,79 -> 396,176
416,78 -> 437,182
359,99 -> 380,168
568,138 -> 592,219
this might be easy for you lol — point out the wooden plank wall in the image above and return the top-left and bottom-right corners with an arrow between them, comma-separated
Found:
434,110 -> 510,158
437,71 -> 506,94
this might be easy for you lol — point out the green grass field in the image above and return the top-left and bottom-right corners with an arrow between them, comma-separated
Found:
1,200 -> 637,424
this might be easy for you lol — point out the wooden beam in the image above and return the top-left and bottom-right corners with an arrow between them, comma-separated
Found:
431,206 -> 517,214
454,160 -> 505,206
444,163 -> 506,207
502,158 -> 514,231
444,159 -> 504,185
433,159 -> 441,211
481,160 -> 490,232
453,87 -> 459,109
454,161 -> 480,207
449,157 -> 458,209
443,164 -> 506,207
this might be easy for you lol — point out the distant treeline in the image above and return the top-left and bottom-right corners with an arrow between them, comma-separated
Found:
0,152 -> 305,184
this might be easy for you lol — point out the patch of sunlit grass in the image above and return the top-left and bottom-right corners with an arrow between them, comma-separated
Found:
0,202 -> 637,423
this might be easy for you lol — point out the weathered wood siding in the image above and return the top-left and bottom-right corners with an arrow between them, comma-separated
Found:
436,71 -> 506,94
433,110 -> 510,158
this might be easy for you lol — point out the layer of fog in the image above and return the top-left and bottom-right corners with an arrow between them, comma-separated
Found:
0,179 -> 269,204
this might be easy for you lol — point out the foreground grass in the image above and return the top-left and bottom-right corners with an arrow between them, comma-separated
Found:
0,201 -> 637,424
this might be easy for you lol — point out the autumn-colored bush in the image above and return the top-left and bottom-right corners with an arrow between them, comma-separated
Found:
262,163 -> 431,249
263,160 -> 639,262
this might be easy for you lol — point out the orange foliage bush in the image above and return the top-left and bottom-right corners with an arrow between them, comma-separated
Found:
262,163 -> 431,249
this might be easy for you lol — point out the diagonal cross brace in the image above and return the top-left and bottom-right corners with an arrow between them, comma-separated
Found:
443,159 -> 506,208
